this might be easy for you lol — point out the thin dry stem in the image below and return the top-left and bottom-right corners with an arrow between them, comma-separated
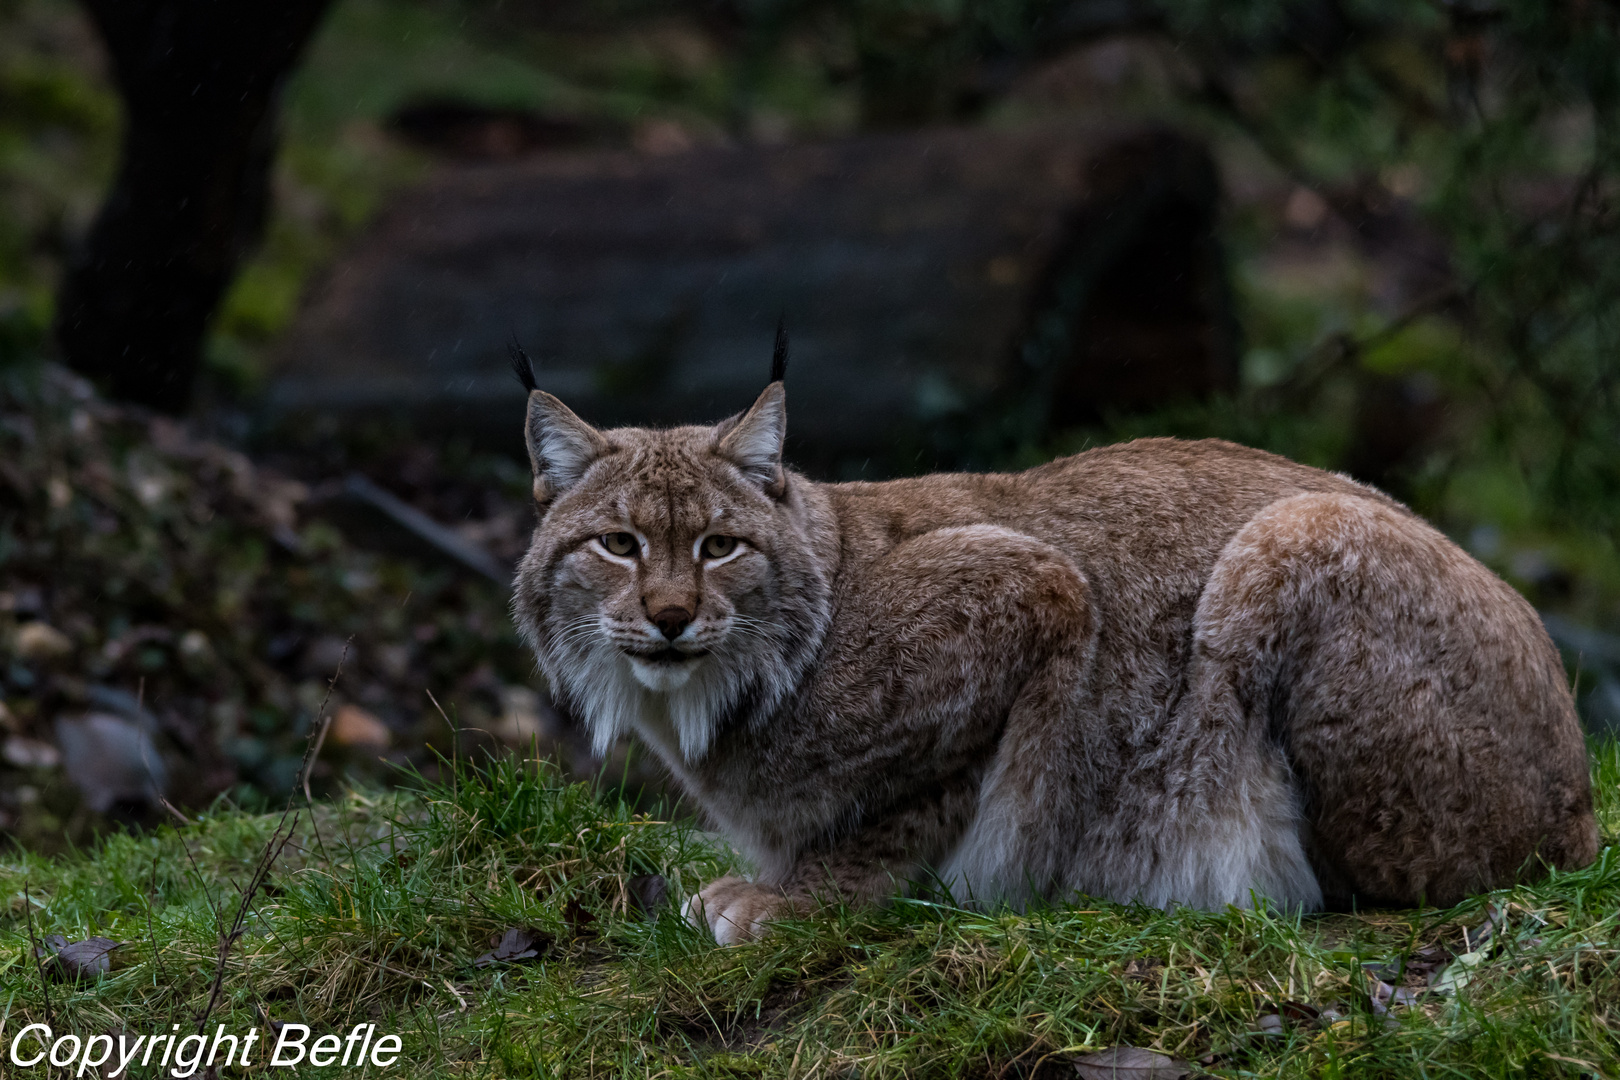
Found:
301,636 -> 352,805
23,878 -> 52,1023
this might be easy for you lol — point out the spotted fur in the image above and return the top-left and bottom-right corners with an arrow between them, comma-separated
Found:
510,381 -> 1598,944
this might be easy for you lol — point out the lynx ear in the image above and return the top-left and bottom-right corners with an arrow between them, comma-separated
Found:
715,382 -> 786,497
524,391 -> 611,504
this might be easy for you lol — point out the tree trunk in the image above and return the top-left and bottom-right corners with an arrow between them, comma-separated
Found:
56,0 -> 332,414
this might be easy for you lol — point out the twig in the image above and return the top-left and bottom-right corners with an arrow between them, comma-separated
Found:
195,811 -> 301,1036
995,1039 -> 1045,1080
441,977 -> 467,1012
156,796 -> 190,826
301,637 -> 351,805
1261,283 -> 1464,410
294,638 -> 350,873
22,880 -> 52,1024
190,642 -> 350,1038
349,952 -> 438,991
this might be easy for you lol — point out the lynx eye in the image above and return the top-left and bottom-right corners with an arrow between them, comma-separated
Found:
600,532 -> 639,557
701,535 -> 739,560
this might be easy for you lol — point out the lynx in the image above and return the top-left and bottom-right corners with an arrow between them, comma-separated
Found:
510,339 -> 1597,944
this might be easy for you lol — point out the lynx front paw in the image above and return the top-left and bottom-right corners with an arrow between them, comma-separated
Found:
683,876 -> 791,945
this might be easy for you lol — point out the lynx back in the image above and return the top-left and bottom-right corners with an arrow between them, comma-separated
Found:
510,342 -> 1598,944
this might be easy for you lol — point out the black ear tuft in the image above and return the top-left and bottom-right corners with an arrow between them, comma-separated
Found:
510,338 -> 538,393
770,315 -> 789,385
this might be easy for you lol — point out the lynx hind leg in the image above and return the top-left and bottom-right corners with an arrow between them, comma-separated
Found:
944,576 -> 1319,913
1199,492 -> 1598,908
937,665 -> 1084,909
887,527 -> 1101,906
930,552 -> 1100,909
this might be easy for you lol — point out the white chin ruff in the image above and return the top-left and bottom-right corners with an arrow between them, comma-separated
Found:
628,656 -> 700,692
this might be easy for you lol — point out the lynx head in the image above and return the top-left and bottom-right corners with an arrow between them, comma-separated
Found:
509,331 -> 834,762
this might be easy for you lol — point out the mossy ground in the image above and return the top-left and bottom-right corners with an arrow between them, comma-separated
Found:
2,743 -> 1617,1078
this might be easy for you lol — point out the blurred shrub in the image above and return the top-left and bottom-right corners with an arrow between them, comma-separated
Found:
685,0 -> 1620,621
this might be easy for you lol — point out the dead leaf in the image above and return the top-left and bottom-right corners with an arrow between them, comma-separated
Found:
474,926 -> 551,968
1428,949 -> 1486,995
1071,1046 -> 1196,1079
1279,1001 -> 1320,1024
628,874 -> 668,916
328,704 -> 392,749
563,899 -> 598,935
1465,903 -> 1506,952
36,934 -> 122,980
1254,1000 -> 1321,1036
1364,966 -> 1392,989
1405,943 -> 1453,984
1363,976 -> 1413,1029
1542,1052 -> 1605,1073
1121,957 -> 1165,983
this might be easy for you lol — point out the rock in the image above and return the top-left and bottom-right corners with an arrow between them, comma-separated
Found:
3,735 -> 62,769
55,712 -> 167,812
327,703 -> 392,749
0,586 -> 44,615
84,684 -> 161,732
14,621 -> 73,661
177,629 -> 215,674
373,643 -> 412,681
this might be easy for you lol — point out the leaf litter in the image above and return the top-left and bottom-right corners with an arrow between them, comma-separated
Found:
474,926 -> 553,968
1068,1046 -> 1204,1079
0,363 -> 567,845
35,933 -> 122,980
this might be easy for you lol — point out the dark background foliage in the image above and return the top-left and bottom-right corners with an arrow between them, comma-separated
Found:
1,0 -> 1617,846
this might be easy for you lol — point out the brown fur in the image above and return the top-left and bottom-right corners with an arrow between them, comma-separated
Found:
511,381 -> 1598,943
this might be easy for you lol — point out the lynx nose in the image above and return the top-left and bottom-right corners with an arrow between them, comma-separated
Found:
651,606 -> 693,640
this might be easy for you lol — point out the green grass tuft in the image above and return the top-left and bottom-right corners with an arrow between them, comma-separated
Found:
2,744 -> 1616,1077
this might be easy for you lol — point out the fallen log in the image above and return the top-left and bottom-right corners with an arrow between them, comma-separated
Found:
267,123 -> 1236,476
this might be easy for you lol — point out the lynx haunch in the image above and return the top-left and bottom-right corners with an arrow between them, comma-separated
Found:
510,345 -> 1597,944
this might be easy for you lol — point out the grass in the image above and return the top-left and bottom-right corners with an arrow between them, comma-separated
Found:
1,745 -> 1617,1078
